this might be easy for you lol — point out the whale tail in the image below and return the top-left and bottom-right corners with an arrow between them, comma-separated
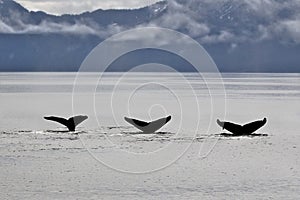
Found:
217,118 -> 267,135
44,115 -> 88,132
124,116 -> 171,133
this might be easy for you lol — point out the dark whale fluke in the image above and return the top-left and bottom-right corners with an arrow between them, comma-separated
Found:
124,116 -> 171,134
44,115 -> 88,132
217,118 -> 267,136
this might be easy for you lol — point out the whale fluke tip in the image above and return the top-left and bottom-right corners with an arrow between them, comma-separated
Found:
166,115 -> 171,123
216,119 -> 224,128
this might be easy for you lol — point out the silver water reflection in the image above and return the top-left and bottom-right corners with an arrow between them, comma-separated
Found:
0,73 -> 299,99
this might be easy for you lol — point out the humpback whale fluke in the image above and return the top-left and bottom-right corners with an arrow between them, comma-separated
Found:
124,115 -> 171,134
44,115 -> 88,132
217,118 -> 267,136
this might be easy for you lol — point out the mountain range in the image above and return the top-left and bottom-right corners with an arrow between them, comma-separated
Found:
0,0 -> 299,72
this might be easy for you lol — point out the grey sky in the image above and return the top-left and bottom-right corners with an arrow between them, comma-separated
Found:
15,0 -> 161,15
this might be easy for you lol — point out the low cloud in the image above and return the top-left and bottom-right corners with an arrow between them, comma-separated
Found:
0,20 -> 14,33
272,19 -> 300,43
0,19 -> 124,37
200,31 -> 235,44
149,12 -> 210,38
2,0 -> 300,45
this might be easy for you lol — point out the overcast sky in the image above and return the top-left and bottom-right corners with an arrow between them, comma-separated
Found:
15,0 -> 161,15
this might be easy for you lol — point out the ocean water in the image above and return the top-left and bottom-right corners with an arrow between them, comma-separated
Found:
0,72 -> 299,199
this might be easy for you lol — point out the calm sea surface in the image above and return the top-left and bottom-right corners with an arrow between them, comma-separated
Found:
0,72 -> 299,199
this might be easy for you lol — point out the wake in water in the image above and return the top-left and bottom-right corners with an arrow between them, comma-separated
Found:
0,126 -> 270,161
218,133 -> 268,138
0,126 -> 269,143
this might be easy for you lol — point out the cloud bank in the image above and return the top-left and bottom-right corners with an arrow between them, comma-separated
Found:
146,0 -> 300,44
1,0 -> 300,45
0,18 -> 123,37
